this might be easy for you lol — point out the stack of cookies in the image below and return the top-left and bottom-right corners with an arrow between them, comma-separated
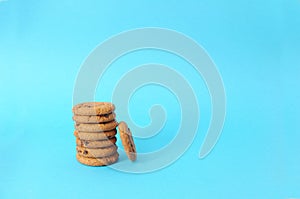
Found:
72,102 -> 119,166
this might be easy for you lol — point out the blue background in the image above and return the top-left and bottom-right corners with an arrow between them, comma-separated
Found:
1,0 -> 299,198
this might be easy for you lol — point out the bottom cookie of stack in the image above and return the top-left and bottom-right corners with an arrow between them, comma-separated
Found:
76,152 -> 119,166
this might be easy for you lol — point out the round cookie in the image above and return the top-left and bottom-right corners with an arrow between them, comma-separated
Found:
73,102 -> 115,116
74,130 -> 117,140
73,112 -> 116,124
76,145 -> 117,158
75,120 -> 118,132
76,152 -> 119,166
118,121 -> 137,161
76,137 -> 117,148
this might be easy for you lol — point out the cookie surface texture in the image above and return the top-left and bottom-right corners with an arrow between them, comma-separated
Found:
76,137 -> 117,148
118,121 -> 137,161
73,112 -> 116,123
76,145 -> 117,158
72,102 -> 115,116
74,130 -> 117,140
75,120 -> 118,132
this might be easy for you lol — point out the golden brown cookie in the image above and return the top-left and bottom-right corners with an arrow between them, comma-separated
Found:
75,120 -> 118,132
72,112 -> 116,124
72,102 -> 115,116
118,121 -> 137,161
74,130 -> 117,140
76,152 -> 119,166
76,137 -> 117,148
76,145 -> 117,158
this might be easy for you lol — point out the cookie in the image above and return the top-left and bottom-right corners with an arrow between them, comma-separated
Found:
75,120 -> 118,132
76,152 -> 119,166
76,137 -> 117,148
73,112 -> 116,124
73,102 -> 115,116
118,121 -> 137,161
76,145 -> 117,158
74,130 -> 117,140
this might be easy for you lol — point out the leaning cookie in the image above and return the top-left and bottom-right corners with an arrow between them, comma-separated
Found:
76,152 -> 119,166
76,137 -> 117,148
74,130 -> 117,140
118,121 -> 137,161
72,102 -> 115,116
76,145 -> 117,158
75,120 -> 118,132
72,112 -> 116,124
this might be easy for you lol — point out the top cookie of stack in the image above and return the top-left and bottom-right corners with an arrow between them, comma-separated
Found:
73,102 -> 115,117
72,102 -> 119,166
